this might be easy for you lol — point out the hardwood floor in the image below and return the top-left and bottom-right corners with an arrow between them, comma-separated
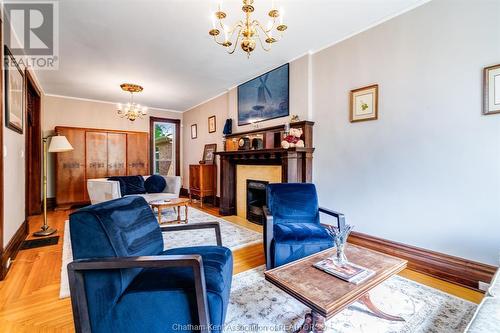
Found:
0,205 -> 483,332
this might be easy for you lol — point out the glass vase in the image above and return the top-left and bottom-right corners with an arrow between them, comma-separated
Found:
334,243 -> 348,266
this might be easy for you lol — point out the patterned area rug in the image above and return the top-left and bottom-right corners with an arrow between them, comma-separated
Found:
226,267 -> 476,333
59,207 -> 261,298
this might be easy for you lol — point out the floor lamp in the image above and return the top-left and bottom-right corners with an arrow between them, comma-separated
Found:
33,135 -> 73,237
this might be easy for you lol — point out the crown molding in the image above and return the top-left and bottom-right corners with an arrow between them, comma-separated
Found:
43,93 -> 183,113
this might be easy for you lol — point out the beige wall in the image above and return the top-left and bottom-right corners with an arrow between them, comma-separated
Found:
2,20 -> 46,246
182,93 -> 228,195
312,0 -> 500,265
42,95 -> 183,197
182,55 -> 311,194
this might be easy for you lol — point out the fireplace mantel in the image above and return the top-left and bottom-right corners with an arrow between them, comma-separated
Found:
214,147 -> 315,215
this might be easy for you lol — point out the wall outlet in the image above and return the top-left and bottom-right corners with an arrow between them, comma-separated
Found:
478,281 -> 490,292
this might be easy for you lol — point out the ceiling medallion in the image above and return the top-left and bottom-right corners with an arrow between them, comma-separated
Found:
209,0 -> 287,57
116,83 -> 148,121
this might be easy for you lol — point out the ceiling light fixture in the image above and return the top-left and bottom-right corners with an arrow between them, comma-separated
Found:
116,83 -> 148,121
208,0 -> 287,57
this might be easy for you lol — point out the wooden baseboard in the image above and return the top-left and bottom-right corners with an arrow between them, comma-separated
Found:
348,231 -> 497,291
0,220 -> 28,280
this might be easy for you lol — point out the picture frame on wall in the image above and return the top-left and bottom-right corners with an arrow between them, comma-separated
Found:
237,63 -> 289,126
191,124 -> 198,139
483,64 -> 500,115
350,84 -> 378,123
208,115 -> 216,133
202,143 -> 217,164
4,45 -> 24,134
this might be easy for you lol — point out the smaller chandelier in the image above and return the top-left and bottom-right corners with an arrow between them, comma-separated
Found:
209,0 -> 287,57
117,83 -> 148,121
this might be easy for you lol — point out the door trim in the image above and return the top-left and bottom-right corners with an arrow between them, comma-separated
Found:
25,69 -> 42,216
149,117 -> 181,176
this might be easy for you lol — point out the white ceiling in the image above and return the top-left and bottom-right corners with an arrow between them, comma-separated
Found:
36,0 -> 428,111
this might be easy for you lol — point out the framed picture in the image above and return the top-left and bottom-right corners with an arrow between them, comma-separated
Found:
484,64 -> 500,115
208,115 -> 216,133
191,124 -> 197,139
202,144 -> 217,164
350,84 -> 378,123
237,63 -> 289,126
4,45 -> 24,134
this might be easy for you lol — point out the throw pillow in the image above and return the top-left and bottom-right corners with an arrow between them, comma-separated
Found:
108,176 -> 146,196
144,175 -> 167,193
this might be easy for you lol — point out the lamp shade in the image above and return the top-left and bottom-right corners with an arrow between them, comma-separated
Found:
48,135 -> 74,153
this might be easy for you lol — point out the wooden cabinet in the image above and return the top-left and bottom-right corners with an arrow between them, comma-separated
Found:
55,126 -> 149,208
107,133 -> 127,177
189,164 -> 216,208
55,127 -> 86,206
127,132 -> 149,175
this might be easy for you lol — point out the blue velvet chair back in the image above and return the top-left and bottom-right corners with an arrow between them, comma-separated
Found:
266,183 -> 320,224
69,196 -> 163,326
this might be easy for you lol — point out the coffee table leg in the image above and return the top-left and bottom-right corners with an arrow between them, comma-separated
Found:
158,208 -> 162,224
358,293 -> 405,322
312,312 -> 325,333
177,205 -> 181,223
294,311 -> 325,333
185,205 -> 188,224
294,312 -> 313,333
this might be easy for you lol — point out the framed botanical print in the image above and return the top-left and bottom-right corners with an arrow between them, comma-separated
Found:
483,64 -> 500,115
350,84 -> 378,122
202,144 -> 217,164
4,45 -> 24,134
191,124 -> 197,139
208,115 -> 216,133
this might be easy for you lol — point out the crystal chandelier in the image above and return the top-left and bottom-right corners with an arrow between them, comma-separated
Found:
208,0 -> 287,57
116,83 -> 148,121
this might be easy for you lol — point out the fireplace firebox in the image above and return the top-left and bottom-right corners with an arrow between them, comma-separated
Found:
246,179 -> 269,225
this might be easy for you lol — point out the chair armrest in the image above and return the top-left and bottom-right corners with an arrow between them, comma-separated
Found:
86,179 -> 121,205
160,222 -> 222,246
263,206 -> 274,270
163,176 -> 182,196
68,255 -> 210,333
319,207 -> 346,230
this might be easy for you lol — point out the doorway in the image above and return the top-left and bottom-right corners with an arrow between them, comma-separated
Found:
149,117 -> 180,176
25,71 -> 42,216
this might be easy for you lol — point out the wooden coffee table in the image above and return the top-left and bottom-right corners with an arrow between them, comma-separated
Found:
149,198 -> 190,224
264,243 -> 407,333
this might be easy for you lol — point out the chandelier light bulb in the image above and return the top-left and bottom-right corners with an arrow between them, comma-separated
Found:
208,0 -> 287,56
116,83 -> 148,121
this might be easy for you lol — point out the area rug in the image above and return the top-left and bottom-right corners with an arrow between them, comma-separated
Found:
59,207 -> 261,298
225,267 -> 476,333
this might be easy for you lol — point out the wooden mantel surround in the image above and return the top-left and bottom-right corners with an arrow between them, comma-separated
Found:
215,121 -> 315,216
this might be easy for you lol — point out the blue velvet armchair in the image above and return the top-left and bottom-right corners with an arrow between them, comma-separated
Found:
67,196 -> 232,333
264,183 -> 345,269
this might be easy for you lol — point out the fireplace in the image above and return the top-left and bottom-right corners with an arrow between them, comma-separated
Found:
246,179 -> 269,225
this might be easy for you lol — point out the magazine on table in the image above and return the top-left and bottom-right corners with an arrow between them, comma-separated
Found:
149,199 -> 172,205
313,257 -> 375,285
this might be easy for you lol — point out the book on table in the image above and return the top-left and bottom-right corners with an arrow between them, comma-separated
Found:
313,257 -> 375,285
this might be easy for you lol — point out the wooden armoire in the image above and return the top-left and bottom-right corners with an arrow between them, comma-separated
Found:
55,126 -> 149,208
